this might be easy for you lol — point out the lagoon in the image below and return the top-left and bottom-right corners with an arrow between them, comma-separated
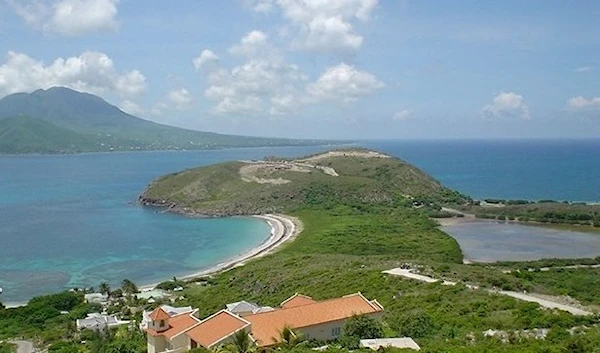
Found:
442,221 -> 600,262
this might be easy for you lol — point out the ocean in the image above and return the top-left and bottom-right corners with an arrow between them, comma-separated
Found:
1,140 -> 599,303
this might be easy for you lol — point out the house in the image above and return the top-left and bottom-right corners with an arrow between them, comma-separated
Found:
140,305 -> 194,330
225,301 -> 259,316
84,293 -> 108,304
136,289 -> 168,301
76,313 -> 129,331
244,293 -> 384,346
145,307 -> 201,353
144,293 -> 384,353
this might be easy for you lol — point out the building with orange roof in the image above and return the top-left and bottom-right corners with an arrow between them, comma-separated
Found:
245,293 -> 384,346
144,306 -> 200,353
144,293 -> 384,353
280,293 -> 317,308
183,310 -> 251,349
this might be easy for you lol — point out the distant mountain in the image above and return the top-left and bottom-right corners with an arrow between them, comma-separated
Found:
0,87 -> 336,154
0,116 -> 102,154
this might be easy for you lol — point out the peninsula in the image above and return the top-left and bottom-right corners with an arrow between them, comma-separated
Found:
2,149 -> 600,353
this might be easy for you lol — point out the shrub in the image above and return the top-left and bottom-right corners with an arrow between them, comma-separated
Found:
390,310 -> 433,338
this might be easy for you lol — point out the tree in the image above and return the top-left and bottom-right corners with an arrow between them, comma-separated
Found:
343,314 -> 384,339
121,279 -> 138,295
340,315 -> 384,349
275,326 -> 304,350
221,330 -> 255,353
99,282 -> 111,296
391,310 -> 433,338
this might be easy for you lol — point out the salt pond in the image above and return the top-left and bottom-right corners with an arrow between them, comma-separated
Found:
442,220 -> 600,262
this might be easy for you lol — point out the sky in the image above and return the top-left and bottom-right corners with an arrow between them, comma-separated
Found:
0,0 -> 599,139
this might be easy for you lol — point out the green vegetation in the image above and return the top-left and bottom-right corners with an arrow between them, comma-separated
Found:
339,315 -> 384,349
0,342 -> 15,353
0,116 -> 105,154
139,150 -> 600,351
141,151 -> 469,215
0,87 -> 338,154
3,149 -> 600,352
457,200 -> 600,227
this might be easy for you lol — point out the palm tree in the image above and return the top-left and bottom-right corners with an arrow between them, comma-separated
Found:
99,282 -> 111,296
121,279 -> 138,295
219,330 -> 254,353
275,326 -> 304,350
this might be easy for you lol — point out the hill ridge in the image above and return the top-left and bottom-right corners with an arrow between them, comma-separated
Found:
0,87 -> 340,154
140,148 -> 468,216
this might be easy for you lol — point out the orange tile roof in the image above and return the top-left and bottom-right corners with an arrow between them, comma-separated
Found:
147,313 -> 200,339
281,294 -> 317,308
149,307 -> 171,321
245,293 -> 383,347
185,311 -> 250,348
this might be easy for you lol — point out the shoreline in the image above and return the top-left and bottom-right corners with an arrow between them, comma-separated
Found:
3,213 -> 302,308
139,213 -> 302,291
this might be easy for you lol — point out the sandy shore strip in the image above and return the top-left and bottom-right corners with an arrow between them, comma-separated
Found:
139,213 -> 302,291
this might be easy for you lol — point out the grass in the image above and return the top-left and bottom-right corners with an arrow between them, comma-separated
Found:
141,151 -> 469,216
178,207 -> 597,351
4,149 -> 600,352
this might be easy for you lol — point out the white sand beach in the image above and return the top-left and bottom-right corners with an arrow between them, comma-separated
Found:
140,213 -> 302,291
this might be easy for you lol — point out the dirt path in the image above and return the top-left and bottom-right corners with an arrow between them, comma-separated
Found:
8,341 -> 34,353
383,268 -> 594,316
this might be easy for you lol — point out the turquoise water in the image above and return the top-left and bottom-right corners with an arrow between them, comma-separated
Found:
442,221 -> 600,262
0,146 -> 331,304
2,140 -> 600,303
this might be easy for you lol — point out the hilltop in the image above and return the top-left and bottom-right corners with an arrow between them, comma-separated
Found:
0,87 -> 336,154
140,148 -> 469,216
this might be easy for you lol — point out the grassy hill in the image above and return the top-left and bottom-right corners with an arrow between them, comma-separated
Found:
138,149 -> 599,352
3,150 -> 599,352
0,87 -> 337,153
140,149 -> 468,215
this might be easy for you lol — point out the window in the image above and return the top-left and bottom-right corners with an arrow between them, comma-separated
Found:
331,327 -> 341,337
191,340 -> 198,349
159,320 -> 165,327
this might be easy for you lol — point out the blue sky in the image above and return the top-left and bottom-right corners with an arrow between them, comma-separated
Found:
0,0 -> 599,139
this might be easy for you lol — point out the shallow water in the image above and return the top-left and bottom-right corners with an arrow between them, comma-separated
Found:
2,140 -> 600,303
442,221 -> 600,262
0,146 -> 331,304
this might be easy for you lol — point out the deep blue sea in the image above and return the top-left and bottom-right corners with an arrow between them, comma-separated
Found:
1,140 -> 599,304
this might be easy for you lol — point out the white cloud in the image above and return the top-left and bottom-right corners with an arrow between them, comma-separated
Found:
307,63 -> 384,102
482,92 -> 531,120
574,66 -> 593,73
393,110 -> 412,121
115,70 -> 146,96
229,30 -> 269,57
197,31 -> 307,116
251,0 -> 378,53
204,58 -> 305,115
167,88 -> 193,110
248,0 -> 274,13
7,0 -> 120,36
0,51 -> 147,98
119,100 -> 144,115
567,96 -> 600,109
192,50 -> 219,71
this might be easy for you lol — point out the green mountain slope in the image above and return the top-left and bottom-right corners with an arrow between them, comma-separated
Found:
0,87 -> 336,153
0,116 -> 103,154
140,149 -> 468,215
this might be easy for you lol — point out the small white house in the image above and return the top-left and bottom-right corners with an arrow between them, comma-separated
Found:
76,313 -> 129,331
84,293 -> 108,304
